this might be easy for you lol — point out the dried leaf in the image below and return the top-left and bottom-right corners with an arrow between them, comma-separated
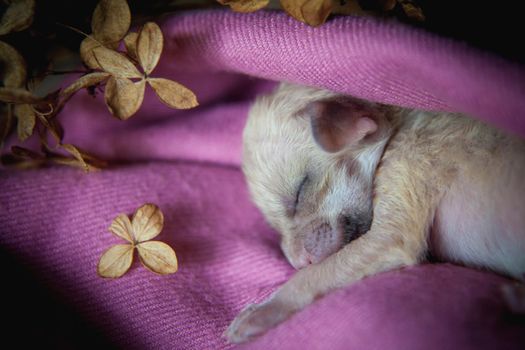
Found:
6,144 -> 101,170
6,146 -> 46,168
14,104 -> 35,141
70,148 -> 107,168
303,0 -> 333,26
93,46 -> 142,78
137,22 -> 163,75
217,0 -> 269,13
80,37 -> 104,70
104,76 -> 146,119
61,72 -> 111,97
123,32 -> 138,61
136,241 -> 178,274
11,145 -> 43,159
147,78 -> 198,109
4,147 -> 45,169
281,0 -> 334,26
91,0 -> 131,45
98,204 -> 178,278
109,214 -> 134,243
48,157 -> 88,169
0,41 -> 27,88
399,0 -> 425,21
280,0 -> 305,22
0,87 -> 41,104
132,203 -> 164,242
1,153 -> 45,169
97,244 -> 134,278
61,143 -> 98,172
0,0 -> 36,36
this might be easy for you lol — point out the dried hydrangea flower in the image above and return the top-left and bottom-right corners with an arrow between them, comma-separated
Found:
98,203 -> 178,278
67,0 -> 198,120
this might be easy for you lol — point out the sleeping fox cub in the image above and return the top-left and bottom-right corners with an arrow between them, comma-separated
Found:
226,83 -> 525,343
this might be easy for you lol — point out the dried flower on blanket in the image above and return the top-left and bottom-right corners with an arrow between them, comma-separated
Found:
0,0 -> 111,169
217,0 -> 270,12
1,0 -> 198,170
0,39 -> 97,170
67,0 -> 198,120
217,0 -> 424,27
98,203 -> 178,278
0,76 -> 104,170
397,0 -> 424,22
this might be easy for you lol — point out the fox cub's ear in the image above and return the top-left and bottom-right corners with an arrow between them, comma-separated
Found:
303,98 -> 378,153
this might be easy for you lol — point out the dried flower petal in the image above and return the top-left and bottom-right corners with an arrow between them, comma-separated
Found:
137,22 -> 163,75
123,32 -> 138,61
48,157 -> 87,170
281,0 -> 334,26
0,0 -> 36,36
217,0 -> 269,12
104,76 -> 145,119
0,41 -> 27,88
302,0 -> 334,26
132,203 -> 164,242
280,0 -> 305,22
91,0 -> 131,45
58,144 -> 105,170
98,204 -> 178,279
53,150 -> 107,169
399,0 -> 425,21
3,146 -> 45,168
0,87 -> 41,104
147,78 -> 198,109
97,244 -> 134,278
14,104 -> 35,141
136,241 -> 178,274
61,72 -> 111,97
80,37 -> 104,70
61,143 -> 94,172
93,46 -> 142,79
109,213 -> 134,243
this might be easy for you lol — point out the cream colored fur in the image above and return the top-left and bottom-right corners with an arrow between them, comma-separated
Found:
226,83 -> 525,343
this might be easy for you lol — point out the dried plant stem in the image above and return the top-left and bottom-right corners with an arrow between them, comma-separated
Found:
56,22 -> 93,40
45,69 -> 92,75
0,105 -> 14,150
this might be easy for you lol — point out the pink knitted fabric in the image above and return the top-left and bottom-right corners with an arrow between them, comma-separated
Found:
1,10 -> 524,349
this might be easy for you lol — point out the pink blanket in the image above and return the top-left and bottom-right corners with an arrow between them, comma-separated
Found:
1,10 -> 525,349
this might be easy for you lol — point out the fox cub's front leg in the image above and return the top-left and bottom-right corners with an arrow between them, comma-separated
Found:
226,154 -> 441,343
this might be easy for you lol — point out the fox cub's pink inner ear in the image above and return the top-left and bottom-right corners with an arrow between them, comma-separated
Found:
305,100 -> 378,153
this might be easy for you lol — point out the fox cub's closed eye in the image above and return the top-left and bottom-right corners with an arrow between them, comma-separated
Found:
285,176 -> 308,217
292,176 -> 308,216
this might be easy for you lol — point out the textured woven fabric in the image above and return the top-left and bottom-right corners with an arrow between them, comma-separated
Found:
1,10 -> 525,350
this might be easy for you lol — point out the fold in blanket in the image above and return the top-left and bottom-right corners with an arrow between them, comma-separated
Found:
1,10 -> 524,350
